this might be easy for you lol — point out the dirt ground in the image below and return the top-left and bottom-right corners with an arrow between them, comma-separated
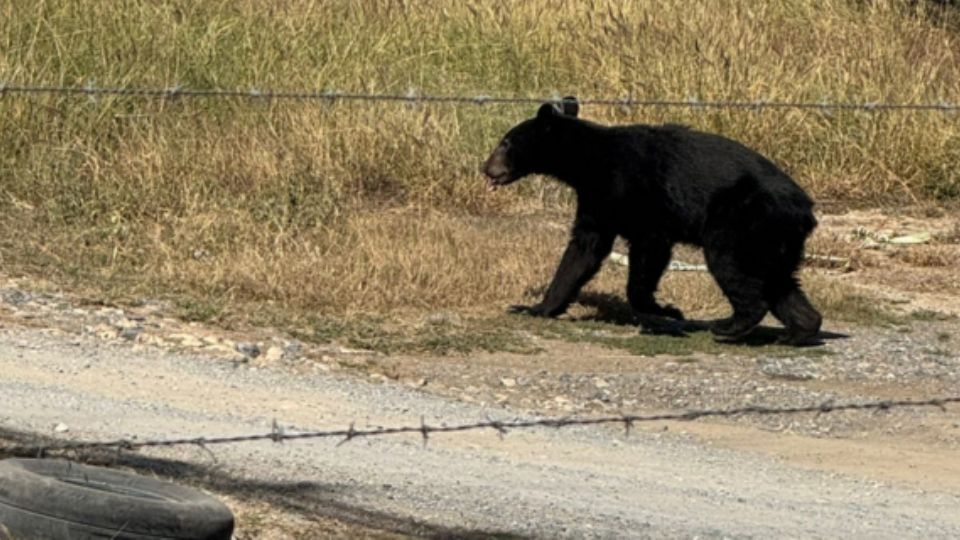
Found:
353,207 -> 960,473
2,208 -> 960,538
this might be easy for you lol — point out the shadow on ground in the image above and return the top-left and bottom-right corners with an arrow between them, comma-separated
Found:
576,291 -> 848,347
0,428 -> 525,539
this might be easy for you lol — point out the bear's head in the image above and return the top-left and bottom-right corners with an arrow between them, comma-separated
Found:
482,96 -> 580,190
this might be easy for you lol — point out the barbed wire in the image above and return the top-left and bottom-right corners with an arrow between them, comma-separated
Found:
0,83 -> 957,113
3,396 -> 957,457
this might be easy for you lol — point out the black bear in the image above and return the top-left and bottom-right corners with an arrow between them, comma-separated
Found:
482,96 -> 822,345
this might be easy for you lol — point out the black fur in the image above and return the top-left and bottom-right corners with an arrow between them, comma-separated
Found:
482,96 -> 822,346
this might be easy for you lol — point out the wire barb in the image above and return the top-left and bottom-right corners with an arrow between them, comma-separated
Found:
337,422 -> 358,447
195,440 -> 217,464
270,419 -> 284,443
621,414 -> 634,437
420,416 -> 429,447
816,399 -> 836,417
486,416 -> 508,439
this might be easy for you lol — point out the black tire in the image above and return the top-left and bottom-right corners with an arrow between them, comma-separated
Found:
0,458 -> 234,540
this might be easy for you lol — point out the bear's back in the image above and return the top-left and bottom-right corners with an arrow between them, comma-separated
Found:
646,124 -> 812,204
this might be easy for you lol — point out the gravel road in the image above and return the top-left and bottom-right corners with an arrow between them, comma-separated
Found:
1,326 -> 959,539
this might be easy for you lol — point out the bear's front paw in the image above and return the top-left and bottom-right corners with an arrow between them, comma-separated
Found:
508,303 -> 553,317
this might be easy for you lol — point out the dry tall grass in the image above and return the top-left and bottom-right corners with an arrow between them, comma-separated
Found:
1,0 -> 958,324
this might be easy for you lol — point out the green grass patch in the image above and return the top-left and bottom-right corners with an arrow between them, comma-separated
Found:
287,311 -> 833,358
815,292 -> 906,326
909,309 -> 957,322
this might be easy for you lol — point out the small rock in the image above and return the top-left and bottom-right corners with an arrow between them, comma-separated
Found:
337,346 -> 376,355
112,317 -> 141,330
283,340 -> 302,360
170,333 -> 204,348
119,326 -> 143,341
140,335 -> 167,347
500,377 -> 517,388
263,346 -> 284,363
1,289 -> 33,306
593,377 -> 609,389
235,342 -> 261,358
53,423 -> 69,433
97,329 -> 117,340
181,336 -> 204,348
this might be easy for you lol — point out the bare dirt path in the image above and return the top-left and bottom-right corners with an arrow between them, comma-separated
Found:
1,324 -> 959,539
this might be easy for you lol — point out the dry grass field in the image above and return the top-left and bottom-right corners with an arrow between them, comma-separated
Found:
1,0 -> 959,347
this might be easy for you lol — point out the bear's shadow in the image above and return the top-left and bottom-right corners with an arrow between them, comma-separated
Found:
573,291 -> 847,347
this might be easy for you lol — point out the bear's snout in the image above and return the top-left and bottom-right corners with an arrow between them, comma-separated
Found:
482,146 -> 512,188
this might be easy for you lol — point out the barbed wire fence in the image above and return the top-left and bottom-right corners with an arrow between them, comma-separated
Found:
2,396 -> 958,458
1,82 -> 959,113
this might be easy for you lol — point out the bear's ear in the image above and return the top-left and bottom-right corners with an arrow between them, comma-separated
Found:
536,96 -> 579,121
560,96 -> 579,118
537,102 -> 558,120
